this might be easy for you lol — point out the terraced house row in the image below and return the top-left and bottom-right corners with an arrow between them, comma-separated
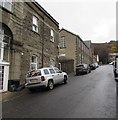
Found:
59,28 -> 96,73
0,0 -> 96,92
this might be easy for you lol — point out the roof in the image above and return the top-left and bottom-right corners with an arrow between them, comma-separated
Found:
32,0 -> 59,26
84,40 -> 91,48
60,28 -> 89,49
60,28 -> 80,38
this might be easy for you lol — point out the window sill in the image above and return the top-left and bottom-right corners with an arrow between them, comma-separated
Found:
31,30 -> 40,36
60,47 -> 66,49
50,40 -> 54,43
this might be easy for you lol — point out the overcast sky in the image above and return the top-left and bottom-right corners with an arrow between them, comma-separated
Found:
36,0 -> 116,43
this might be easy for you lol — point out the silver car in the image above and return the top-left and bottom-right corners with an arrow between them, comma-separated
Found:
25,67 -> 68,92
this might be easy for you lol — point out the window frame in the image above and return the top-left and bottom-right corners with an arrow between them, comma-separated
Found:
54,68 -> 60,73
32,15 -> 38,33
60,36 -> 66,48
0,30 -> 4,62
50,29 -> 54,42
30,55 -> 38,70
44,69 -> 49,75
49,69 -> 55,74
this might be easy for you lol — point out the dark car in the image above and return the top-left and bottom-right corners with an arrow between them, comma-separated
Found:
89,64 -> 96,70
94,62 -> 99,68
76,64 -> 91,75
113,56 -> 118,82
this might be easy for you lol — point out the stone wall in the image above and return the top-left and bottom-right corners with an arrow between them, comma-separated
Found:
1,2 -> 59,83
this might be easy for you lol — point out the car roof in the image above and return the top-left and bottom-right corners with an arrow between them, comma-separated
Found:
76,63 -> 87,66
37,67 -> 58,70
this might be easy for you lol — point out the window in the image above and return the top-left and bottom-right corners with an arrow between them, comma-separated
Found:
27,70 -> 41,77
1,0 -> 13,12
49,69 -> 55,74
30,55 -> 37,70
32,16 -> 38,33
0,42 -> 3,62
50,29 -> 54,42
0,24 -> 11,63
79,40 -> 81,48
44,69 -> 49,75
54,68 -> 60,73
60,37 -> 66,48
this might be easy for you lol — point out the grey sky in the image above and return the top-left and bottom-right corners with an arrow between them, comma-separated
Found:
36,0 -> 116,43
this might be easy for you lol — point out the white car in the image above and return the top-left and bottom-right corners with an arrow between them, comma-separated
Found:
25,67 -> 68,92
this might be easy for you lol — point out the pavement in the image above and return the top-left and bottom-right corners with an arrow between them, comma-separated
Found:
0,88 -> 27,102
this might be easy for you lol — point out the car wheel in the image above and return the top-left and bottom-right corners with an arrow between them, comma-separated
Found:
47,80 -> 54,90
64,76 -> 68,84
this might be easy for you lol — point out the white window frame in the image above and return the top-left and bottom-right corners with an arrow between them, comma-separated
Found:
0,27 -> 11,63
60,36 -> 66,48
50,29 -> 54,42
0,30 -> 4,62
32,16 -> 38,33
0,42 -> 4,62
30,55 -> 37,70
1,0 -> 13,12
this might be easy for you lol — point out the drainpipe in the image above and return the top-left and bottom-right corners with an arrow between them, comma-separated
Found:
41,17 -> 44,68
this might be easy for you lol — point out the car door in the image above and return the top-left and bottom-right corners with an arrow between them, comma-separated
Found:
54,68 -> 63,83
49,68 -> 58,84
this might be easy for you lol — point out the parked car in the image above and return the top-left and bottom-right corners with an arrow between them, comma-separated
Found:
94,63 -> 99,68
25,67 -> 68,92
113,56 -> 118,82
109,61 -> 115,65
89,64 -> 96,70
76,64 -> 91,75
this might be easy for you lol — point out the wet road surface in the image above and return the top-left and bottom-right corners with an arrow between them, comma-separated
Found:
2,65 -> 116,118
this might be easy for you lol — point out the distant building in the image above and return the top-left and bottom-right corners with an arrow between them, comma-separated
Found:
59,28 -> 91,72
84,40 -> 96,63
0,1 -> 59,92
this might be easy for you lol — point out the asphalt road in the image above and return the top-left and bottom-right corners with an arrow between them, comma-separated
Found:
2,65 -> 116,118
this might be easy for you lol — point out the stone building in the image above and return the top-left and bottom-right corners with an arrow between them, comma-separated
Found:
84,40 -> 95,63
59,28 -> 90,72
0,1 -> 59,92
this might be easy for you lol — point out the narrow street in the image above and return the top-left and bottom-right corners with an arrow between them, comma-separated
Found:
2,65 -> 116,118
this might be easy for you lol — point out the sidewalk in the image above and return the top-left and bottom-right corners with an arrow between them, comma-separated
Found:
0,88 -> 27,102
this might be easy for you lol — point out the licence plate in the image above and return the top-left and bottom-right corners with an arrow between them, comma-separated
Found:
30,79 -> 38,83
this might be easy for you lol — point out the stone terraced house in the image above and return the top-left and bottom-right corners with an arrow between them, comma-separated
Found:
59,28 -> 92,73
0,0 -> 59,92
